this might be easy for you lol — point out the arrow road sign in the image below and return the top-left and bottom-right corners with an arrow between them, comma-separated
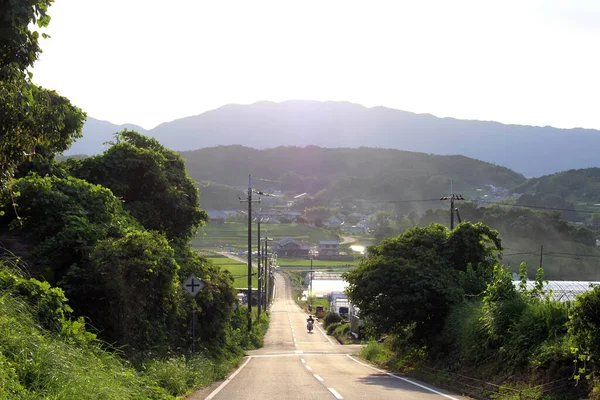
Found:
183,274 -> 205,297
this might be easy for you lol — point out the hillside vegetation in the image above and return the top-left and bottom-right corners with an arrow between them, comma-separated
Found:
510,168 -> 600,223
348,224 -> 596,398
181,145 -> 525,210
416,203 -> 599,280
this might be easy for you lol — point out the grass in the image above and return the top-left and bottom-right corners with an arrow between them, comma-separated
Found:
207,256 -> 259,288
0,292 -> 172,399
192,222 -> 340,250
276,257 -> 358,271
0,262 -> 272,399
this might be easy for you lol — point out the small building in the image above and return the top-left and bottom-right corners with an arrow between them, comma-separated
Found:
319,240 -> 340,256
324,216 -> 343,227
274,237 -> 309,257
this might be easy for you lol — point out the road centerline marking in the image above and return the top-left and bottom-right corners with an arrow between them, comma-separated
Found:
314,374 -> 324,382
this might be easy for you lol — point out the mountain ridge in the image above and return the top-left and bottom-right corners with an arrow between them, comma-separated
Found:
66,100 -> 600,177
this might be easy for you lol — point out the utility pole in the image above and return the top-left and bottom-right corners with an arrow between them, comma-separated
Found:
440,181 -> 464,230
239,174 -> 260,332
310,257 -> 313,310
262,237 -> 272,311
539,244 -> 543,270
257,216 -> 261,320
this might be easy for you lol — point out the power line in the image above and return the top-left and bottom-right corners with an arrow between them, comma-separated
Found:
473,200 -> 599,214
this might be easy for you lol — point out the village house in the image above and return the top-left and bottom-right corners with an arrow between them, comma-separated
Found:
319,240 -> 340,256
273,237 -> 310,257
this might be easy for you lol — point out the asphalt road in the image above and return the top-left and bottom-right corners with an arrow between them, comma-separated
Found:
198,272 -> 470,400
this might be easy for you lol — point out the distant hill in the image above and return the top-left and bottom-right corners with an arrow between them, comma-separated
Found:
182,145 -> 525,212
67,101 -> 600,177
65,117 -> 146,155
512,168 -> 600,203
509,168 -> 600,222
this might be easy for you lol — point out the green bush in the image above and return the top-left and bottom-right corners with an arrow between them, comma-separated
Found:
361,340 -> 391,363
327,322 -> 341,335
505,299 -> 568,366
569,285 -> 600,382
333,323 -> 350,338
443,300 -> 489,362
324,311 -> 343,327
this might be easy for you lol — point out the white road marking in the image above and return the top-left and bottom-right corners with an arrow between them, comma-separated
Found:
328,387 -> 344,399
314,374 -> 324,382
313,319 -> 336,345
301,358 -> 306,363
305,365 -> 313,371
205,356 -> 253,399
295,350 -> 303,354
346,355 -> 461,400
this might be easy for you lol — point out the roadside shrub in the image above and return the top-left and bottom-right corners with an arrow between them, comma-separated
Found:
505,299 -> 568,366
324,312 -> 343,328
361,340 -> 392,363
327,322 -> 341,335
569,285 -> 600,381
443,300 -> 489,362
333,323 -> 350,338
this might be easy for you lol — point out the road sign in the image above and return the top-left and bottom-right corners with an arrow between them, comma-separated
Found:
183,274 -> 205,297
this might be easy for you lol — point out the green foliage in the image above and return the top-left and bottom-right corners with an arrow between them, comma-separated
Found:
66,231 -> 183,354
444,264 -> 570,371
327,322 -> 341,335
0,0 -> 53,71
0,174 -> 139,282
419,202 -> 600,280
0,290 -> 173,399
323,311 -> 343,327
569,285 -> 600,381
361,340 -> 393,364
0,0 -> 85,187
180,146 -> 525,212
177,246 -> 237,348
142,353 -> 238,397
0,264 -> 97,346
304,206 -> 337,223
344,222 -> 501,342
69,130 -> 207,244
512,167 -> 600,208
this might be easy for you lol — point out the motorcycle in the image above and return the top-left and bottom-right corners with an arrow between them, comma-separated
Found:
307,320 -> 314,333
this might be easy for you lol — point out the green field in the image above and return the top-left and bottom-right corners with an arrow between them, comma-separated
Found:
206,255 -> 259,288
192,222 -> 340,250
276,257 -> 358,272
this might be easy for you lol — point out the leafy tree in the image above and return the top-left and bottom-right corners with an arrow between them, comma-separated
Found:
0,174 -> 140,283
304,206 -> 337,223
344,222 -> 502,341
0,0 -> 85,186
69,130 -> 207,244
65,231 -> 184,354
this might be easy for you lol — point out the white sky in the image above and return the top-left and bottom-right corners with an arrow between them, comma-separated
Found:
31,0 -> 600,130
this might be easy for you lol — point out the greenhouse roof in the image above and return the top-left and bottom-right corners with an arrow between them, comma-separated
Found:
513,280 -> 600,302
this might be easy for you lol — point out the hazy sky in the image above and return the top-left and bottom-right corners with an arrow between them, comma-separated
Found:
31,0 -> 600,130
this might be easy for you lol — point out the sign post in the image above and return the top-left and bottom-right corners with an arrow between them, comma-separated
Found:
183,274 -> 205,355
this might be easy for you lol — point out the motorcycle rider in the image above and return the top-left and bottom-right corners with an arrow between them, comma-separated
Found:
307,315 -> 315,331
